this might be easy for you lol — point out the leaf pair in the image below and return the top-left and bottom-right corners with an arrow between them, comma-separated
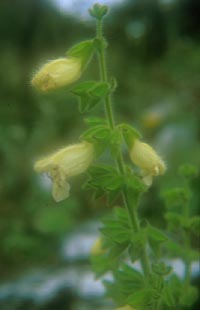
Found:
72,81 -> 110,113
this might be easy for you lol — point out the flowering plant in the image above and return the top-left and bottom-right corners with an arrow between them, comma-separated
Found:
32,3 -> 199,310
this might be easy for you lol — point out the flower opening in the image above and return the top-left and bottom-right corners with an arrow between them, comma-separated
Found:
34,141 -> 94,202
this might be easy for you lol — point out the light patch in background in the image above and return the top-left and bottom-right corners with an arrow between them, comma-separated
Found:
126,20 -> 146,40
50,0 -> 126,19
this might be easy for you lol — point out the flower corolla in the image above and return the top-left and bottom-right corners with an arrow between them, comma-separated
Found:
90,238 -> 105,256
31,57 -> 82,91
34,141 -> 94,202
130,139 -> 166,186
114,305 -> 135,310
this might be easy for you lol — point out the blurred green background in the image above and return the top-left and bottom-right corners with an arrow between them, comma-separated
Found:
0,0 -> 199,290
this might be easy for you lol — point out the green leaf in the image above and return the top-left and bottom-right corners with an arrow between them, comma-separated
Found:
180,286 -> 198,306
147,225 -> 168,255
81,124 -> 110,144
178,163 -> 198,179
147,225 -> 168,243
101,207 -> 131,246
67,40 -> 94,68
128,231 -> 146,262
165,212 -> 191,231
161,275 -> 182,308
126,173 -> 147,193
105,263 -> 145,304
91,253 -> 117,277
152,262 -> 172,276
161,284 -> 177,306
87,165 -> 123,192
72,81 -> 110,97
118,123 -> 142,148
189,216 -> 200,234
161,187 -> 191,209
127,288 -> 154,308
72,81 -> 110,113
165,239 -> 199,260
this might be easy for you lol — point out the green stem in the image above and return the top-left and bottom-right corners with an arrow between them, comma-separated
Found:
153,300 -> 160,310
183,198 -> 191,288
184,259 -> 191,288
96,18 -> 151,277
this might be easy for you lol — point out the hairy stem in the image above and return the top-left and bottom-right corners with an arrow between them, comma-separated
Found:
96,18 -> 151,277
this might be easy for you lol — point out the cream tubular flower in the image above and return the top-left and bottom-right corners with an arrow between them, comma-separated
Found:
31,57 -> 82,91
130,139 -> 166,186
34,142 -> 94,202
90,238 -> 105,256
114,305 -> 135,310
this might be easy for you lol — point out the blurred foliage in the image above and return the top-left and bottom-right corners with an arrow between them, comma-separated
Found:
0,0 -> 199,277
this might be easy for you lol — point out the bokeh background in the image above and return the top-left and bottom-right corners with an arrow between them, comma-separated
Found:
0,0 -> 199,309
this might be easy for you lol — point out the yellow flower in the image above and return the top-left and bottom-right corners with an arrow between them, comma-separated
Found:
90,238 -> 105,256
31,57 -> 82,91
130,139 -> 166,186
114,305 -> 134,310
34,141 -> 94,202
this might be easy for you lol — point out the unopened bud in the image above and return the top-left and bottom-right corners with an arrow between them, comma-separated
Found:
90,238 -> 105,256
89,3 -> 108,20
31,57 -> 81,92
115,305 -> 135,310
130,139 -> 166,186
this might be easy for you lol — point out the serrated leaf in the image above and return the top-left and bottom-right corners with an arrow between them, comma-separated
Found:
78,94 -> 100,113
189,216 -> 200,234
88,165 -> 123,192
126,173 -> 146,192
72,81 -> 110,113
118,123 -> 142,148
161,284 -> 176,306
152,262 -> 172,276
180,286 -> 198,306
104,264 -> 145,305
127,288 -> 154,308
178,163 -> 198,179
129,231 -> 146,262
72,81 -> 110,97
91,253 -> 117,277
147,225 -> 168,243
165,212 -> 191,231
161,187 -> 191,209
67,40 -> 94,68
101,207 -> 131,246
147,225 -> 168,256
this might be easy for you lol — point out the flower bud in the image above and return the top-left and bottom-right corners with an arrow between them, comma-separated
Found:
31,57 -> 82,92
115,305 -> 134,310
130,139 -> 166,186
90,238 -> 105,256
34,141 -> 94,202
